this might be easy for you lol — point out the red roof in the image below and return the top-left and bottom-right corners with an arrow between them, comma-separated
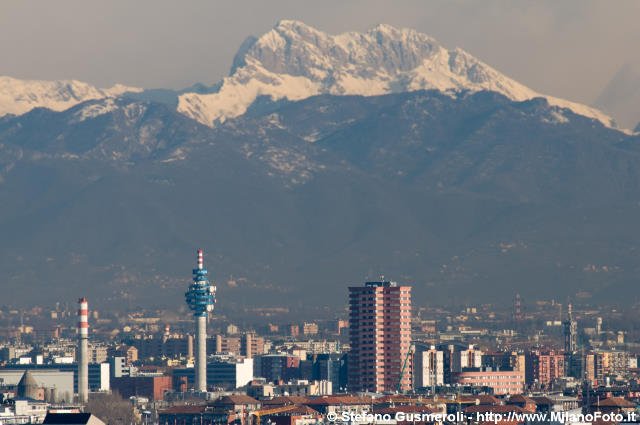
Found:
273,406 -> 319,415
594,397 -> 636,408
478,395 -> 502,405
460,395 -> 501,405
507,395 -> 535,404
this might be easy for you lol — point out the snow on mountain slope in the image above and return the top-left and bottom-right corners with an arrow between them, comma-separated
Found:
178,20 -> 616,129
0,76 -> 141,117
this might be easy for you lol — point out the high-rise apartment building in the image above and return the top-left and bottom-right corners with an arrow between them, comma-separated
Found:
564,304 -> 578,353
348,281 -> 412,392
413,344 -> 444,390
437,343 -> 483,383
87,344 -> 108,364
585,349 -> 630,386
303,322 -> 319,335
525,350 -> 565,388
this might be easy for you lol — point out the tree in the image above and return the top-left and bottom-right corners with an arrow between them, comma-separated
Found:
85,391 -> 141,425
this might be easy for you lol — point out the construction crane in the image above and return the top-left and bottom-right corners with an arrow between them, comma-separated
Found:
250,405 -> 301,425
396,341 -> 416,393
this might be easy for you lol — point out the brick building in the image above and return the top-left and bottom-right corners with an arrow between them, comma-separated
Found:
111,375 -> 171,400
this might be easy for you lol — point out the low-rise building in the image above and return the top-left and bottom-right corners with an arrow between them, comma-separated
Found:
111,375 -> 172,400
0,398 -> 49,424
173,356 -> 254,390
451,368 -> 523,395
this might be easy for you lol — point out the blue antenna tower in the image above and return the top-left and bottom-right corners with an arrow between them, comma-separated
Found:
185,249 -> 216,391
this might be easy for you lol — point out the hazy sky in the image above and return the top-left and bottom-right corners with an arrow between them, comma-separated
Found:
1,0 -> 639,106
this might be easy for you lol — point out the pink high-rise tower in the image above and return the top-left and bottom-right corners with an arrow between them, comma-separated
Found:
348,280 -> 412,392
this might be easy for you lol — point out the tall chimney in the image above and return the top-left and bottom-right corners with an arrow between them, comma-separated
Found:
244,333 -> 253,359
77,298 -> 89,403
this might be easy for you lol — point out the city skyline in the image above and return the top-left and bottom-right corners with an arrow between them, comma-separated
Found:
1,3 -> 640,423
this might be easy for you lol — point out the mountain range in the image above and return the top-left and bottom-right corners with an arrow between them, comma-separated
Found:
178,21 -> 616,129
594,60 -> 640,130
1,21 -> 639,312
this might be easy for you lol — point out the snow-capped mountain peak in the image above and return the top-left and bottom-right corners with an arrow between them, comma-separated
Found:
178,20 -> 616,129
0,76 -> 141,117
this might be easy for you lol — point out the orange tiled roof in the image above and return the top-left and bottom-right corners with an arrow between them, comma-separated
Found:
460,395 -> 501,405
594,397 -> 636,408
276,406 -> 319,415
507,395 -> 535,404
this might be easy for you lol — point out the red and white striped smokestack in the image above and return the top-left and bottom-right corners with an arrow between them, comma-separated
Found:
164,324 -> 170,336
197,249 -> 203,270
77,298 -> 89,403
77,298 -> 88,338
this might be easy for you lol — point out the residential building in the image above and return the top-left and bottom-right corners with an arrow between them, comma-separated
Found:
526,351 -> 565,388
256,354 -> 300,383
348,280 -> 412,392
303,323 -> 319,336
413,344 -> 444,389
437,342 -> 483,383
452,368 -> 524,395
241,333 -> 264,358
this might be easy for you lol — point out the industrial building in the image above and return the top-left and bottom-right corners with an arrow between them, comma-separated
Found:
0,363 -> 109,395
0,369 -> 74,402
173,356 -> 253,389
